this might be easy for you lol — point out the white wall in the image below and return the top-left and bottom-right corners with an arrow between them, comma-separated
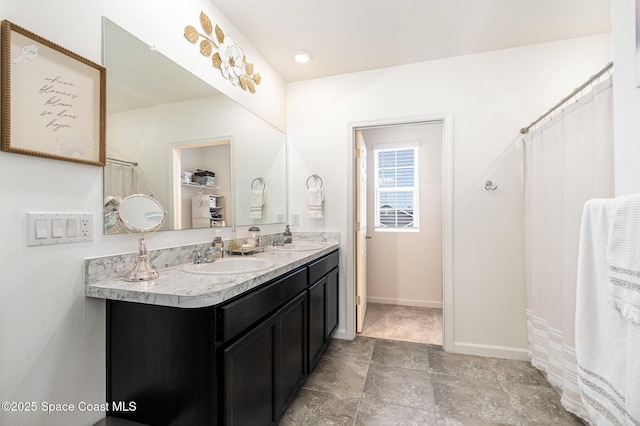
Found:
0,1 -> 285,425
612,0 -> 640,195
108,94 -> 286,227
363,123 -> 443,308
287,34 -> 612,359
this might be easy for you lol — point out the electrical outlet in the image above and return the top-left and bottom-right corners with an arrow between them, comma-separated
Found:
291,213 -> 300,226
276,214 -> 285,223
79,216 -> 91,237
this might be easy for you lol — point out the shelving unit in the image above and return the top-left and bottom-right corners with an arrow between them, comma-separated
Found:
181,182 -> 216,189
208,195 -> 225,226
182,183 -> 225,227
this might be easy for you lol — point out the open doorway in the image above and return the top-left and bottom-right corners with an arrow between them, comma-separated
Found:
171,139 -> 232,230
355,121 -> 444,346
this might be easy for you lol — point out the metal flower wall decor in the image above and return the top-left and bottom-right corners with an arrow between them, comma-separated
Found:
184,12 -> 262,93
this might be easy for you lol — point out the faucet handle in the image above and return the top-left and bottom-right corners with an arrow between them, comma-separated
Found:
205,245 -> 224,262
191,250 -> 203,264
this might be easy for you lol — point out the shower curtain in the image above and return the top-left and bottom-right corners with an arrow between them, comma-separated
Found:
104,162 -> 138,199
523,78 -> 614,418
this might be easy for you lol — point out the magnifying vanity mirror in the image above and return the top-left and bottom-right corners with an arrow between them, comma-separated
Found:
102,18 -> 287,234
118,194 -> 166,282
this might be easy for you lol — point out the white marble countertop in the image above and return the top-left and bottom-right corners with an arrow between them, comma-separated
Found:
85,242 -> 339,309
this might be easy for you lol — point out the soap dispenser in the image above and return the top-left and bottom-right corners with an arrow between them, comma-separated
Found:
212,229 -> 224,259
248,226 -> 261,247
283,225 -> 292,244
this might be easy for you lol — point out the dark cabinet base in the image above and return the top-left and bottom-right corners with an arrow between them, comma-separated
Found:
107,302 -> 215,425
106,250 -> 338,426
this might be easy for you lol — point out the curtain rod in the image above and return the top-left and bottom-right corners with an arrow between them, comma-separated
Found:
520,61 -> 613,134
106,157 -> 138,167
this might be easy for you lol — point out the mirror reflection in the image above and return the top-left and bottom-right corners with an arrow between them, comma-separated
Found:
117,194 -> 166,282
118,194 -> 166,234
102,18 -> 287,233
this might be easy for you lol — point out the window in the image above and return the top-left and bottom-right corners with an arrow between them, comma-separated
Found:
373,144 -> 419,230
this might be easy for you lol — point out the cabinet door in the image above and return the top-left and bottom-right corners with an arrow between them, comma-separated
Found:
275,292 -> 307,420
223,291 -> 308,426
326,267 -> 339,338
223,319 -> 275,426
308,277 -> 327,370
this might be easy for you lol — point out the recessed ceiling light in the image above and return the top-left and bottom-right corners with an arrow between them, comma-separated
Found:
293,50 -> 313,64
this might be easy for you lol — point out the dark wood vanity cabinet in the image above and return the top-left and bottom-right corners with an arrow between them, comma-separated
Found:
106,250 -> 338,426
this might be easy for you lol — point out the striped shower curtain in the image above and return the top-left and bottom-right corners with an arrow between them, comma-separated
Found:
523,77 -> 614,419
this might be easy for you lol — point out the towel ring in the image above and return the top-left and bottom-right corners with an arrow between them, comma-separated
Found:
251,177 -> 266,191
306,174 -> 323,189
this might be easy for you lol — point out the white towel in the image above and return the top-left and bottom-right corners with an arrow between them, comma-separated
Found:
250,189 -> 265,219
576,198 -> 640,425
308,187 -> 324,219
606,194 -> 640,325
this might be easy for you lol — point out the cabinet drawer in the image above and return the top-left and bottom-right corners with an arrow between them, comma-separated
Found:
308,250 -> 339,284
219,267 -> 307,342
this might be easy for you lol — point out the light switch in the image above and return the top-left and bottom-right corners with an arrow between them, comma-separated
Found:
35,219 -> 48,239
52,219 -> 64,238
66,219 -> 77,237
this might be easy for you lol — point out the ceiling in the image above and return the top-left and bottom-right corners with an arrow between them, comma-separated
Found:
209,0 -> 611,82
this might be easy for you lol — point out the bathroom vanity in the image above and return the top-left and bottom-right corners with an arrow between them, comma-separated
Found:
86,244 -> 339,425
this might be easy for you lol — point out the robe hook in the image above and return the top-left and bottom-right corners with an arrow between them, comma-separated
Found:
485,180 -> 497,191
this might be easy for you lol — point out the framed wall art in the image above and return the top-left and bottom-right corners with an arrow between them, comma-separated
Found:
1,20 -> 106,166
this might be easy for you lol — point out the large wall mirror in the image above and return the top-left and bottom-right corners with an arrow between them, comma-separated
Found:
102,18 -> 287,234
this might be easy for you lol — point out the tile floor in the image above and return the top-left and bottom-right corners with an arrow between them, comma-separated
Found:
280,337 -> 584,425
359,303 -> 442,345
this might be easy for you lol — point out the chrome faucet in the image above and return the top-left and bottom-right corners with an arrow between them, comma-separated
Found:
272,236 -> 286,247
192,247 -> 223,264
192,250 -> 206,264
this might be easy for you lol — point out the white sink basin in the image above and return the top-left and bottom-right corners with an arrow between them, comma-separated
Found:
268,242 -> 324,252
183,257 -> 275,275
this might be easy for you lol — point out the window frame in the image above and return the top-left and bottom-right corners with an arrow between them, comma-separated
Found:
372,141 -> 420,232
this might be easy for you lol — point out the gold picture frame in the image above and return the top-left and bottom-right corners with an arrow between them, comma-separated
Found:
1,20 -> 106,166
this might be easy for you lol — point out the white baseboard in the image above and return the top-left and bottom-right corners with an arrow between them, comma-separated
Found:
333,329 -> 528,362
332,328 -> 349,340
453,342 -> 529,361
367,296 -> 442,309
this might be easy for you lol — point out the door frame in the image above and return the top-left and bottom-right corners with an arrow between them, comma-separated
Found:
346,113 -> 454,352
355,130 -> 368,333
170,137 -> 232,229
